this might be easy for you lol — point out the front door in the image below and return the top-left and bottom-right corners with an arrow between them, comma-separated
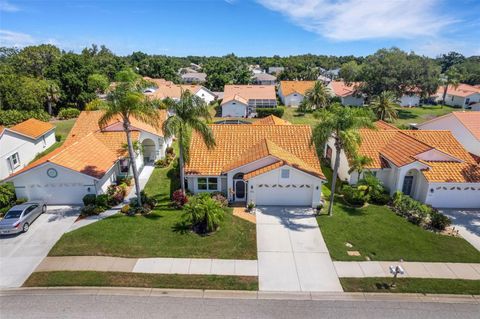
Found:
234,180 -> 246,201
402,176 -> 414,195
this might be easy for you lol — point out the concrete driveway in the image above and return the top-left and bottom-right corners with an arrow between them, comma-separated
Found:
256,206 -> 342,292
0,206 -> 79,288
440,209 -> 480,252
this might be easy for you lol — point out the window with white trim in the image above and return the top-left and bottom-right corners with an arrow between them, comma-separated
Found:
197,177 -> 218,191
281,169 -> 290,179
9,153 -> 20,169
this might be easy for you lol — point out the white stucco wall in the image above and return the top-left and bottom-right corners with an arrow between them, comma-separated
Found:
442,93 -> 480,107
417,115 -> 480,156
221,101 -> 248,118
325,138 -> 351,183
399,94 -> 420,107
196,88 -> 216,105
0,129 -> 55,180
283,93 -> 305,107
424,182 -> 480,209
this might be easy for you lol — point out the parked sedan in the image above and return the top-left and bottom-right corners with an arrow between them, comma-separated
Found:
0,201 -> 47,235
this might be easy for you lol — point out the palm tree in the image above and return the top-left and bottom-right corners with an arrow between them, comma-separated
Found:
162,90 -> 215,195
441,67 -> 462,106
302,81 -> 330,112
370,91 -> 399,122
98,71 -> 161,207
348,155 -> 373,183
46,81 -> 60,115
312,104 -> 374,216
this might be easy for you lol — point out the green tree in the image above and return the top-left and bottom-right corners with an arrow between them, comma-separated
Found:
98,70 -> 161,206
311,105 -> 374,216
440,67 -> 463,106
162,90 -> 215,195
357,173 -> 385,198
339,61 -> 361,84
370,91 -> 399,122
348,155 -> 373,182
88,73 -> 109,94
438,51 -> 465,73
46,81 -> 60,115
182,193 -> 225,233
300,81 -> 330,112
12,44 -> 61,78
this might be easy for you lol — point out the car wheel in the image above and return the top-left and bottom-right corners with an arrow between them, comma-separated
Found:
42,205 -> 47,213
23,223 -> 29,233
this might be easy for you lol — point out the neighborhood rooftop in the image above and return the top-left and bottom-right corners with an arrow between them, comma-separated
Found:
279,81 -> 315,96
222,85 -> 276,103
437,83 -> 480,98
6,119 -> 55,139
328,80 -> 362,97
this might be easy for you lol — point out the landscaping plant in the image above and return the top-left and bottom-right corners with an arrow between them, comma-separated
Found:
57,107 -> 80,120
211,192 -> 228,208
182,193 -> 225,234
172,189 -> 188,208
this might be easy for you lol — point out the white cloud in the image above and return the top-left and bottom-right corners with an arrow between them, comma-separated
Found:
415,39 -> 480,57
257,0 -> 456,41
0,29 -> 35,47
0,0 -> 20,12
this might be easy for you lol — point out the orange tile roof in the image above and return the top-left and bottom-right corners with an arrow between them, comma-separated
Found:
328,81 -> 362,97
8,118 -> 54,139
437,83 -> 480,98
185,124 -> 324,179
222,85 -> 276,104
252,115 -> 291,126
358,123 -> 480,183
374,120 -> 398,130
452,111 -> 480,141
0,125 -> 4,135
279,81 -> 315,96
244,162 -> 283,180
143,77 -> 201,100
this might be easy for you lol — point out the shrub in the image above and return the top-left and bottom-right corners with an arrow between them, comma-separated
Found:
256,107 -> 285,118
166,146 -> 175,156
211,191 -> 228,207
82,194 -> 97,206
55,133 -> 63,142
95,194 -> 110,209
117,176 -> 133,186
0,183 -> 16,208
172,189 -> 188,208
430,209 -> 452,231
247,201 -> 255,212
15,197 -> 27,205
155,159 -> 168,168
342,185 -> 368,206
0,109 -> 51,126
80,204 -> 104,216
130,191 -> 156,210
57,108 -> 80,120
370,191 -> 391,205
182,193 -> 225,233
120,204 -> 130,214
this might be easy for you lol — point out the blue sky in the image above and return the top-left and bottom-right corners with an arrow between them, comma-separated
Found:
1,0 -> 479,57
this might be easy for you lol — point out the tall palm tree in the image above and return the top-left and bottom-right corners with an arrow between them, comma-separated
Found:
162,90 -> 215,195
98,71 -> 161,206
302,81 -> 330,112
348,155 -> 373,183
370,91 -> 398,122
46,81 -> 60,115
312,104 -> 374,216
441,67 -> 462,106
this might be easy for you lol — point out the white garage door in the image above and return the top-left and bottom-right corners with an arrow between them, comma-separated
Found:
254,183 -> 313,206
427,186 -> 480,209
23,182 -> 90,205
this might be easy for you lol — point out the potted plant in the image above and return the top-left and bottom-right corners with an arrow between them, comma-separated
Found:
247,201 -> 255,213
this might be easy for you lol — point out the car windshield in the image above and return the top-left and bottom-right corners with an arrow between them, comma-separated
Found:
3,210 -> 23,219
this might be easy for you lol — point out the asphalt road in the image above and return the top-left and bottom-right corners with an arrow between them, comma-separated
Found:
1,291 -> 479,319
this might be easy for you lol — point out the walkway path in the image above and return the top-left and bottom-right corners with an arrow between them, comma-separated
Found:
334,261 -> 480,279
67,164 -> 155,233
256,206 -> 343,292
35,256 -> 258,277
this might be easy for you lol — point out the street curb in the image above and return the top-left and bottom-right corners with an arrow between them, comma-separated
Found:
1,287 -> 479,304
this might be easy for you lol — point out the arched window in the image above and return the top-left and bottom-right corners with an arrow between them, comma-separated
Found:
233,173 -> 244,179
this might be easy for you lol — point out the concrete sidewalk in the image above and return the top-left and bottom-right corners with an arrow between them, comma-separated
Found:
35,256 -> 258,277
334,261 -> 480,280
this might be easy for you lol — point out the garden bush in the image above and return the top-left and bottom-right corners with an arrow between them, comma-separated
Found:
0,183 -> 16,208
95,194 -> 110,209
80,204 -> 104,216
342,185 -> 368,206
120,204 -> 130,214
211,191 -> 228,207
256,107 -> 285,118
430,209 -> 452,231
172,189 -> 188,208
370,191 -> 391,205
182,193 -> 225,234
57,108 -> 80,120
82,194 -> 97,206
0,109 -> 50,126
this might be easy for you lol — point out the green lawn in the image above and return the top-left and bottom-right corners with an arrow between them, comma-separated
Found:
341,278 -> 480,295
49,161 -> 257,259
318,200 -> 480,262
24,271 -> 258,291
393,104 -> 461,127
31,119 -> 77,163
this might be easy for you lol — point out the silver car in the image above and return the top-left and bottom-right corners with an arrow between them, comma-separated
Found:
0,202 -> 47,235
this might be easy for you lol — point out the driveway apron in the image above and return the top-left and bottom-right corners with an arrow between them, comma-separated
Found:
441,209 -> 480,252
256,206 -> 343,292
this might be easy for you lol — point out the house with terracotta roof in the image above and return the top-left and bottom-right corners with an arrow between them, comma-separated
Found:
181,72 -> 207,84
252,72 -> 277,85
221,85 -> 277,118
0,119 -> 56,180
327,81 -> 364,106
435,83 -> 480,108
143,77 -> 216,104
185,116 -> 325,207
278,81 -> 315,107
325,121 -> 480,208
3,110 -> 171,205
416,111 -> 480,156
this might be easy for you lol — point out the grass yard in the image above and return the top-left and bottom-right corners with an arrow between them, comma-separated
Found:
393,104 -> 461,127
282,107 -> 317,126
317,200 -> 480,263
340,278 -> 480,295
49,161 -> 257,259
31,118 -> 77,163
24,271 -> 258,291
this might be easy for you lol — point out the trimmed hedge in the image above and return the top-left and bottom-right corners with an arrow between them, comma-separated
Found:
0,109 -> 51,126
57,108 -> 80,120
256,107 -> 284,118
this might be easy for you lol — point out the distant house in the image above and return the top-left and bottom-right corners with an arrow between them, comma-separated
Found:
143,77 -> 216,104
0,119 -> 56,180
327,81 -> 364,106
221,85 -> 277,118
268,66 -> 285,75
317,74 -> 332,84
278,81 -> 315,107
324,68 -> 340,79
252,73 -> 277,85
471,102 -> 480,111
435,83 -> 480,108
181,72 -> 207,84
398,88 -> 422,107
416,111 -> 480,156
249,65 -> 264,74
